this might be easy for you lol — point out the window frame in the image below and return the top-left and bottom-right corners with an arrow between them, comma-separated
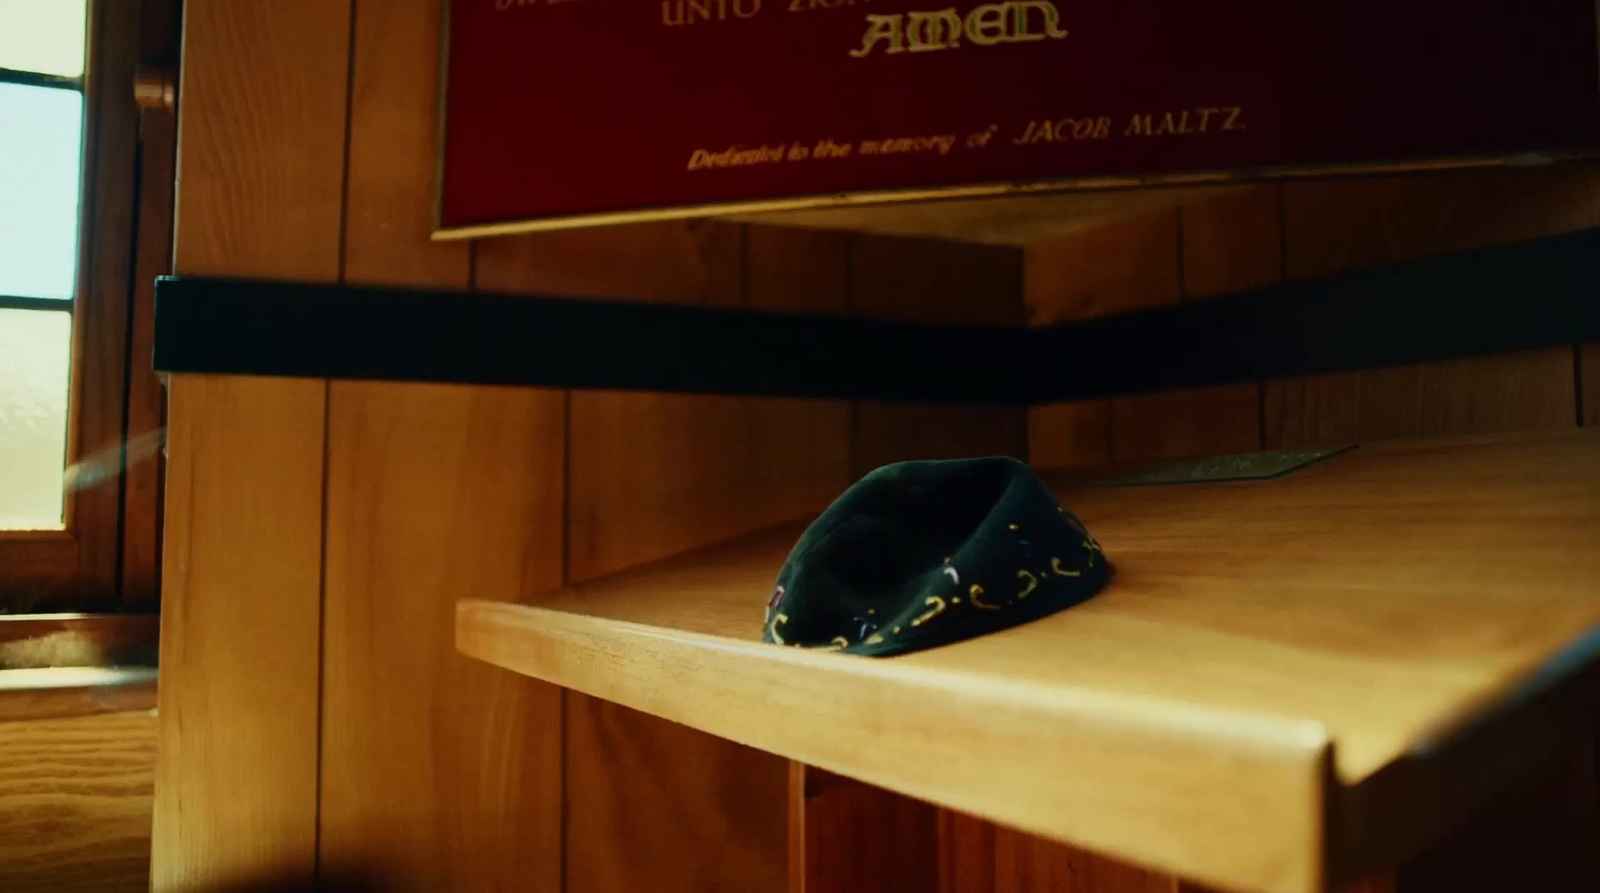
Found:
0,0 -> 178,614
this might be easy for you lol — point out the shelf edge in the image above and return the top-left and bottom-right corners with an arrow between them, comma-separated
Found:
458,599 -> 1332,893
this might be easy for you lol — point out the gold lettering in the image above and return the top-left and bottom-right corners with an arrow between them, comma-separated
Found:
1093,116 -> 1110,138
1155,112 -> 1177,135
907,8 -> 962,51
1124,114 -> 1152,137
852,14 -> 904,56
1012,1 -> 1066,39
965,3 -> 1007,45
662,0 -> 685,25
854,2 -> 1065,57
1223,106 -> 1245,130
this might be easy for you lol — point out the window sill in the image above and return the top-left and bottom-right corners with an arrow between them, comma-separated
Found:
0,666 -> 156,723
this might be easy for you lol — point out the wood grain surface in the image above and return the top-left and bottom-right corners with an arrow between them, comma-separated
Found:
994,830 -> 1173,893
852,232 -> 1027,477
1026,188 -> 1272,483
460,431 -> 1600,893
1581,343 -> 1597,428
798,775 -> 939,893
0,667 -> 156,722
1265,166 -> 1599,449
1109,384 -> 1262,466
154,376 -> 326,893
316,4 -> 567,888
565,697 -> 789,893
852,233 -> 1021,326
939,810 -> 999,893
1026,401 -> 1111,470
1024,210 -> 1180,325
154,1 -> 350,888
0,711 -> 157,893
479,222 -> 848,893
474,219 -> 744,305
745,226 -> 850,314
121,0 -> 182,607
320,382 -> 566,893
1176,186 -> 1283,300
343,0 -> 471,289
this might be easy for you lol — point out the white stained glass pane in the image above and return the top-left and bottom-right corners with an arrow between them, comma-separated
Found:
0,0 -> 87,77
0,82 -> 82,300
0,308 -> 70,529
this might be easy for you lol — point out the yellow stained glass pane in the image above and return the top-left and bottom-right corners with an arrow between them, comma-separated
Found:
0,0 -> 87,78
0,308 -> 71,530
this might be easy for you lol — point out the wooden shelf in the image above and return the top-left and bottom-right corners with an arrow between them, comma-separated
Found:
458,431 -> 1600,893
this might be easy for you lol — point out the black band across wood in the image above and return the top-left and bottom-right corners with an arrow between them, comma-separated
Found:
153,227 -> 1600,404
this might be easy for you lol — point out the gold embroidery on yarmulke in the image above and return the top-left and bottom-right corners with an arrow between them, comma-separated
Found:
1016,569 -> 1038,599
911,596 -> 947,627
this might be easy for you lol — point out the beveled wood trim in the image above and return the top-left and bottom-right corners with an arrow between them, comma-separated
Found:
0,666 -> 157,723
0,613 -> 159,671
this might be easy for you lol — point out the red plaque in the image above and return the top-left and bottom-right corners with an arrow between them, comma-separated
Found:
437,0 -> 1600,237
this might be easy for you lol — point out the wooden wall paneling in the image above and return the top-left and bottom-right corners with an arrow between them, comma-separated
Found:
938,810 -> 997,893
1176,186 -> 1283,300
853,232 -> 1023,326
1025,191 -> 1269,469
473,220 -> 743,305
153,375 -> 327,892
1103,187 -> 1278,465
852,233 -> 1027,477
853,402 -> 1028,476
797,773 -> 939,893
993,831 -> 1173,893
564,696 -> 789,893
1023,210 -> 1181,326
508,221 -> 854,584
1026,401 -> 1111,470
0,711 -> 158,893
1265,349 -> 1579,448
321,382 -> 565,893
1021,211 -> 1178,471
317,3 -> 565,891
746,226 -> 849,313
479,223 -> 852,893
342,0 -> 471,289
1266,167 -> 1600,448
153,1 -> 352,888
1584,344 -> 1598,426
1108,383 -> 1263,466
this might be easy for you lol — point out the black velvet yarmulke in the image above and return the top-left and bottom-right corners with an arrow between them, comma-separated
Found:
762,457 -> 1109,656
